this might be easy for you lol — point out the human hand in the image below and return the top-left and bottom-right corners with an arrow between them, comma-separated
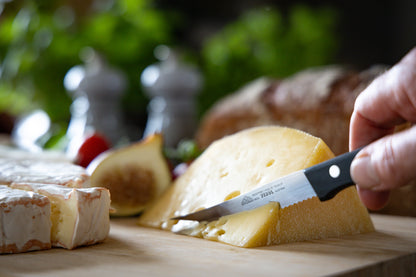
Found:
349,47 -> 416,210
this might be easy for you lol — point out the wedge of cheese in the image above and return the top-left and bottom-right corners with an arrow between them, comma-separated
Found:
138,126 -> 374,247
0,185 -> 51,254
10,183 -> 110,249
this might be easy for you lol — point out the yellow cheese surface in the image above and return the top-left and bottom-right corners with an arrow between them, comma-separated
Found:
138,126 -> 374,247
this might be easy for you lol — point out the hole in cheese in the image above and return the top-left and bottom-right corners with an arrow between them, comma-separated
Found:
266,159 -> 275,167
219,168 -> 229,178
224,191 -> 241,201
216,229 -> 226,236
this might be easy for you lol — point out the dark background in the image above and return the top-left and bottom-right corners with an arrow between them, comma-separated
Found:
155,0 -> 416,68
1,0 -> 416,144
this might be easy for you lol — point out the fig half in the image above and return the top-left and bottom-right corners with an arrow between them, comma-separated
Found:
87,134 -> 171,216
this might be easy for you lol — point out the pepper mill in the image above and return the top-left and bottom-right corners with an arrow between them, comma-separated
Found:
64,49 -> 127,157
141,45 -> 202,148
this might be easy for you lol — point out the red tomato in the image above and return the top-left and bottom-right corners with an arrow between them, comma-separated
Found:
76,133 -> 111,168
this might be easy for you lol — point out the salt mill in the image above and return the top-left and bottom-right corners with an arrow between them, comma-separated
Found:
141,45 -> 202,148
64,49 -> 127,157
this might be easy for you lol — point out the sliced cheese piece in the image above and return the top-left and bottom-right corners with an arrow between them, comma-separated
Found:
0,158 -> 89,188
179,202 -> 281,247
0,185 -> 51,254
10,183 -> 110,249
138,126 -> 374,247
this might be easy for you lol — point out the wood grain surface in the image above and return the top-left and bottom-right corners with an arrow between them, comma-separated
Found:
1,214 -> 415,277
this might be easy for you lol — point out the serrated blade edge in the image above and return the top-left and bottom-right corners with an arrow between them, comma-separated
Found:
171,170 -> 317,222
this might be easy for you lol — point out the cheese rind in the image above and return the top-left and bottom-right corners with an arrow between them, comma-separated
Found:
138,126 -> 374,247
10,183 -> 110,249
0,158 -> 89,188
0,185 -> 51,254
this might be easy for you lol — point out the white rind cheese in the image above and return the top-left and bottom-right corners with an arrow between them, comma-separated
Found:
10,183 -> 110,249
0,158 -> 89,188
0,185 -> 51,254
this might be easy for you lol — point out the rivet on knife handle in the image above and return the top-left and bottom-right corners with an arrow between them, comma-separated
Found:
304,147 -> 362,201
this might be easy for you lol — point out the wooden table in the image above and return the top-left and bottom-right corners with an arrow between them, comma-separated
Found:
1,214 -> 416,277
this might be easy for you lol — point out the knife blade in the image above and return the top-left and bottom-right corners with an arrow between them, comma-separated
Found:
172,147 -> 362,222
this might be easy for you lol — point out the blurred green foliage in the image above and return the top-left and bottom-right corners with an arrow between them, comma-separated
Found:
164,139 -> 203,164
0,1 -> 339,140
0,0 -> 174,124
199,5 -> 338,114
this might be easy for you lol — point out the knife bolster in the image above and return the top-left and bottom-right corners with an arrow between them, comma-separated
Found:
304,148 -> 362,201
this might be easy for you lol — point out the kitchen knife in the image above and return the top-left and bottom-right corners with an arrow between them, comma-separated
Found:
172,147 -> 362,222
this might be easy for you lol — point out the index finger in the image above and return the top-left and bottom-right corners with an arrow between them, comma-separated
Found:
350,47 -> 416,150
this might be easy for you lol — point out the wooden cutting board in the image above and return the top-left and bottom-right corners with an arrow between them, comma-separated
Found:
1,214 -> 415,277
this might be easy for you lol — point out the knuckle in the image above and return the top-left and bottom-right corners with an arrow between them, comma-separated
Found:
374,138 -> 401,189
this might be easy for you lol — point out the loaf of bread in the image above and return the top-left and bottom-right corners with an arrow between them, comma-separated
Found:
196,65 -> 387,155
195,65 -> 416,217
138,126 -> 374,247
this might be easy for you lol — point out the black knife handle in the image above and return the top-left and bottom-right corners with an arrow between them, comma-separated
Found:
304,147 -> 363,201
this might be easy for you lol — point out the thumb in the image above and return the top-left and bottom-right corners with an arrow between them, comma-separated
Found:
351,125 -> 416,191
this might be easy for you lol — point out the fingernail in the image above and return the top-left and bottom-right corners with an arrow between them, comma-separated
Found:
351,155 -> 380,189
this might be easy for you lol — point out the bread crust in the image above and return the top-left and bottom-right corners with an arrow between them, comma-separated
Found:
196,65 -> 387,155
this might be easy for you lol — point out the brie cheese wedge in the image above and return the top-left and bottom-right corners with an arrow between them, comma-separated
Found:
0,185 -> 51,254
11,183 -> 111,249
